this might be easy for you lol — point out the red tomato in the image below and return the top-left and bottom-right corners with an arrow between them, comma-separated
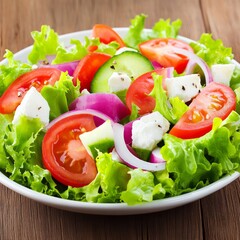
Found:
170,82 -> 236,139
126,68 -> 169,115
139,38 -> 193,74
92,24 -> 125,48
42,113 -> 98,187
73,52 -> 111,91
0,68 -> 61,114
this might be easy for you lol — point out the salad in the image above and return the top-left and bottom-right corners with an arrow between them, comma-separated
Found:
0,14 -> 240,206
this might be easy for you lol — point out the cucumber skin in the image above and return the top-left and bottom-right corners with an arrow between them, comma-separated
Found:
88,139 -> 114,159
133,147 -> 151,161
91,51 -> 154,93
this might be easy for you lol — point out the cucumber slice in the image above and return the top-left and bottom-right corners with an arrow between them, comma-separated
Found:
80,120 -> 114,159
133,147 -> 151,162
91,51 -> 154,93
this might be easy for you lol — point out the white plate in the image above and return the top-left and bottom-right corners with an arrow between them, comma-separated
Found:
0,28 -> 239,215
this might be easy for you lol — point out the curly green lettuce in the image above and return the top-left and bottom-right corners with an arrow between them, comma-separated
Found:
149,73 -> 189,124
28,25 -> 119,65
124,14 -> 182,49
190,33 -> 233,66
0,50 -> 32,96
41,72 -> 81,120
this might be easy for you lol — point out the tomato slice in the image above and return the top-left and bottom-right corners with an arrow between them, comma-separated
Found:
42,113 -> 98,187
170,82 -> 236,139
126,68 -> 169,115
0,68 -> 61,114
92,24 -> 125,48
139,38 -> 193,74
73,52 -> 111,91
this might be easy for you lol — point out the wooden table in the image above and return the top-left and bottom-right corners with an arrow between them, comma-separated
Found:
1,0 -> 240,239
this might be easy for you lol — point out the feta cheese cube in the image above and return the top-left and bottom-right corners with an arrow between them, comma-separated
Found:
211,64 -> 235,86
165,74 -> 202,102
12,87 -> 50,126
132,111 -> 170,151
108,72 -> 131,93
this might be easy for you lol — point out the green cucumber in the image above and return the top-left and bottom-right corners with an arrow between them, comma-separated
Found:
80,120 -> 114,159
133,147 -> 151,161
90,51 -> 154,93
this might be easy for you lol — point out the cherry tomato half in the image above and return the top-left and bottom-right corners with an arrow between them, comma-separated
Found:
126,68 -> 169,115
42,112 -> 98,187
170,82 -> 236,139
139,38 -> 193,74
73,52 -> 111,91
92,24 -> 125,48
0,68 -> 61,114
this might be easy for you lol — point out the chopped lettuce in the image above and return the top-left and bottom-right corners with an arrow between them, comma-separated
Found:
120,169 -> 155,205
41,72 -> 81,120
124,14 -> 182,49
84,37 -> 119,56
52,39 -> 88,64
80,152 -> 130,203
161,112 -> 240,195
150,73 -> 189,124
28,25 -> 60,64
235,87 -> 240,114
0,115 -> 64,197
28,25 -> 118,65
28,25 -> 88,64
0,50 -> 32,96
230,66 -> 240,90
190,33 -> 233,66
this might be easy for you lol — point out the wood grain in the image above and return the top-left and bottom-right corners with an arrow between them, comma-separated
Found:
201,0 -> 240,61
0,0 -> 240,239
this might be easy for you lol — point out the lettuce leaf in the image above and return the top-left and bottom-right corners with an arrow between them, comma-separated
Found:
28,25 -> 89,64
84,37 -> 119,56
150,73 -> 188,124
28,25 -> 60,64
0,50 -> 32,96
41,72 -> 81,120
28,25 -> 119,65
80,153 -> 130,203
0,114 -> 11,169
124,14 -> 182,49
235,87 -> 240,114
161,111 -> 240,195
230,66 -> 240,90
0,115 -> 64,197
120,168 -> 155,205
52,39 -> 88,64
190,33 -> 233,66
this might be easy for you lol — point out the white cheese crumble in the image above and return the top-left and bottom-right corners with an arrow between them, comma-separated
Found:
132,111 -> 170,151
12,87 -> 50,126
108,72 -> 131,93
165,74 -> 202,102
211,64 -> 235,86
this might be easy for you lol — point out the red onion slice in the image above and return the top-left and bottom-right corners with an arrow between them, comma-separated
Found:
69,93 -> 130,122
46,109 -> 111,130
123,120 -> 134,145
39,60 -> 80,76
149,148 -> 165,163
166,67 -> 175,78
151,61 -> 163,69
112,123 -> 166,172
172,47 -> 213,85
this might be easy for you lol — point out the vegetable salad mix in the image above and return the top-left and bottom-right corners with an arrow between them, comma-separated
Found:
0,14 -> 240,205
